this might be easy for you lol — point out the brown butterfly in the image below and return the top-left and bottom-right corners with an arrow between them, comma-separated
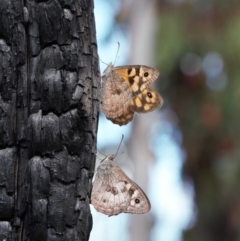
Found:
101,64 -> 163,125
91,155 -> 151,216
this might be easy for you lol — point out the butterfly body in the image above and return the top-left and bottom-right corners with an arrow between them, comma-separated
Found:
91,155 -> 151,216
101,64 -> 163,125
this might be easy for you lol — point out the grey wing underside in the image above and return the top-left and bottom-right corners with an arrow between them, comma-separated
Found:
91,167 -> 130,216
101,70 -> 132,119
91,164 -> 151,216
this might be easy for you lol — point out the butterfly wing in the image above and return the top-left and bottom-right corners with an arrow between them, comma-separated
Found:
101,64 -> 162,124
114,65 -> 159,96
101,64 -> 132,119
129,87 -> 163,113
107,108 -> 134,126
91,158 -> 131,216
113,165 -> 151,214
91,157 -> 151,216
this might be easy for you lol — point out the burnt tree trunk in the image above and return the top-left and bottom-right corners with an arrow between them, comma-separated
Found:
0,0 -> 99,240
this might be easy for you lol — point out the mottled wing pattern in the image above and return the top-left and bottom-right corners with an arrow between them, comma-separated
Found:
107,108 -> 134,126
91,156 -> 151,216
101,64 -> 132,119
114,65 -> 159,95
91,156 -> 129,216
101,64 -> 162,125
129,87 -> 163,113
112,165 -> 151,215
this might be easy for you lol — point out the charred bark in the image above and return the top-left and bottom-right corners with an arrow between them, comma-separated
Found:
0,0 -> 99,240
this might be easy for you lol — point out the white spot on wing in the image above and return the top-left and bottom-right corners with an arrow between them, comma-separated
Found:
132,190 -> 139,198
130,68 -> 136,76
132,83 -> 139,92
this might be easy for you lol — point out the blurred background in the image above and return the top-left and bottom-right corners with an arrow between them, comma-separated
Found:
90,0 -> 240,241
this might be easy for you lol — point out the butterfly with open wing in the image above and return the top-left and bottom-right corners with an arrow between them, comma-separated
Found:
101,63 -> 163,125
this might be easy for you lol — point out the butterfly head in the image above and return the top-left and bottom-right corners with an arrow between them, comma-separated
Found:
107,155 -> 115,161
100,135 -> 123,163
100,154 -> 115,163
102,62 -> 114,76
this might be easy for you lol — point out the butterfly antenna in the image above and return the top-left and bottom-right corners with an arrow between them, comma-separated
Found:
99,57 -> 109,67
114,134 -> 124,158
113,42 -> 120,66
96,154 -> 101,161
97,148 -> 107,158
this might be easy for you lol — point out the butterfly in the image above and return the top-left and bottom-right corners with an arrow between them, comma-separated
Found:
101,63 -> 163,126
91,155 -> 151,216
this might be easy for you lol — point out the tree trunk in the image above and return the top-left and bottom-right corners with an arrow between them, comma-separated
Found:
0,0 -> 99,240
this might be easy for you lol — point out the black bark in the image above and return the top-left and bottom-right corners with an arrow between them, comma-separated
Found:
0,0 -> 99,240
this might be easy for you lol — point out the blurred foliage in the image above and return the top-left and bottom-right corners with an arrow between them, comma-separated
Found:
156,1 -> 240,240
